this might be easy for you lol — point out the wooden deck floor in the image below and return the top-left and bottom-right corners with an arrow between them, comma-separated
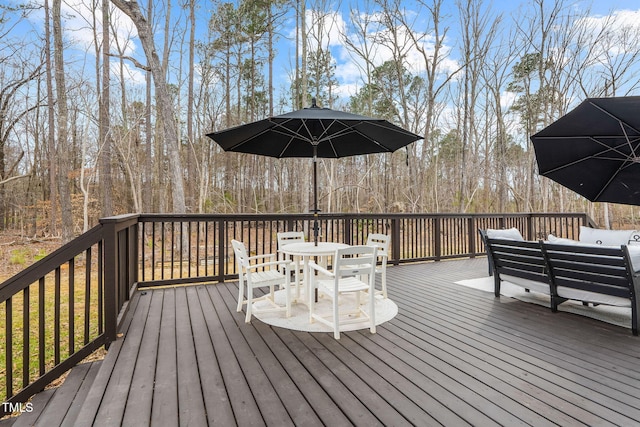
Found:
6,257 -> 640,426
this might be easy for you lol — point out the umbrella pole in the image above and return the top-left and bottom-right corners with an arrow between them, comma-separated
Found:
313,145 -> 319,246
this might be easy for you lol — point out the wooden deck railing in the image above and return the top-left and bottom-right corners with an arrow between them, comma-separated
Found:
0,215 -> 137,417
0,211 -> 595,415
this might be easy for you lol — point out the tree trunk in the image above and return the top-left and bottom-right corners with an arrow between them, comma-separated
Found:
44,0 -> 58,236
187,0 -> 196,211
53,0 -> 74,241
100,0 -> 113,217
111,0 -> 186,214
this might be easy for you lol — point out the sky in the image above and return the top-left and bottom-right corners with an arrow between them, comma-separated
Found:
5,0 -> 640,109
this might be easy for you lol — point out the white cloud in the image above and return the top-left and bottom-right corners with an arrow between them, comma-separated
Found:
577,9 -> 640,59
8,0 -> 139,64
65,1 -> 138,57
110,59 -> 146,86
306,9 -> 346,49
332,8 -> 460,93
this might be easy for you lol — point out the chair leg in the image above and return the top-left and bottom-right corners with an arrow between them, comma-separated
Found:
333,296 -> 340,339
237,276 -> 244,312
369,289 -> 376,334
245,286 -> 253,323
309,275 -> 316,324
294,256 -> 301,301
285,273 -> 291,317
381,267 -> 387,298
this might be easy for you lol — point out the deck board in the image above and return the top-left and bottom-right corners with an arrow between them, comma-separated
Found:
120,290 -> 163,426
208,284 -> 322,426
10,257 -> 640,426
189,286 -> 237,426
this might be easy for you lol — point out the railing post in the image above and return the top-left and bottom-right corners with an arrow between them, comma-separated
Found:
468,217 -> 476,257
527,214 -> 534,240
344,216 -> 352,245
101,218 -> 118,344
130,222 -> 139,288
434,216 -> 442,261
391,217 -> 400,266
218,217 -> 227,281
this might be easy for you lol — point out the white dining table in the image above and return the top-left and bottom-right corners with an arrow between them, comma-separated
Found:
279,241 -> 350,305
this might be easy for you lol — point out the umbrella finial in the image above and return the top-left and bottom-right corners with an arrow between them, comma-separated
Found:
311,97 -> 317,108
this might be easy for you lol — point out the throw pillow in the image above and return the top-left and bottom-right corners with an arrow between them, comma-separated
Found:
486,228 -> 524,241
579,226 -> 633,246
547,234 -> 580,245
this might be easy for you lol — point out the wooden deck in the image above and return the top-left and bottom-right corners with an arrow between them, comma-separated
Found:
5,257 -> 640,426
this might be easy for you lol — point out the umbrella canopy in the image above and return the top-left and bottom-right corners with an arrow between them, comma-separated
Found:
207,99 -> 422,243
207,100 -> 421,158
531,96 -> 640,205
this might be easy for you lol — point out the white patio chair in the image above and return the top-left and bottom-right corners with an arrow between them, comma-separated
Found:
232,239 -> 291,323
277,231 -> 305,299
366,233 -> 390,298
308,245 -> 378,339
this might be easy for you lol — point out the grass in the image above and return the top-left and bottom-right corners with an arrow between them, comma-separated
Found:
8,249 -> 29,266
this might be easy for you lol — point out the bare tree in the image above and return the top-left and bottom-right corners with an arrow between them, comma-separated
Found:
110,0 -> 187,214
100,0 -> 113,216
480,18 -> 520,212
53,0 -> 74,241
454,0 -> 494,212
398,0 -> 461,210
43,0 -> 58,235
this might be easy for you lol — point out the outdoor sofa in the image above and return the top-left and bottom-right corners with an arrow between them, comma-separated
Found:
480,227 -> 640,335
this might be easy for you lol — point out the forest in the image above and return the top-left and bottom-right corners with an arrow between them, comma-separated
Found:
2,0 -> 640,243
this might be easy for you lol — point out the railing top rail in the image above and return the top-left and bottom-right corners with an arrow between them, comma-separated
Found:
100,213 -> 140,231
134,212 -> 593,220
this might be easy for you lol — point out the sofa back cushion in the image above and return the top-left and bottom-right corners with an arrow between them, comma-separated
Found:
579,226 -> 634,246
486,227 -> 524,241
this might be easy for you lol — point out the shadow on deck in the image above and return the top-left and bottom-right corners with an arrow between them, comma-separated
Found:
4,257 -> 640,426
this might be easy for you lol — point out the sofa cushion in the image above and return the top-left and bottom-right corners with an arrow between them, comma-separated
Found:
556,286 -> 632,307
501,274 -> 550,295
579,226 -> 634,246
486,228 -> 524,241
547,234 -> 580,245
629,231 -> 640,245
627,246 -> 640,272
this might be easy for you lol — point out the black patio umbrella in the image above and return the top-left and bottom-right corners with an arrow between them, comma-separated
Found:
207,99 -> 422,244
531,96 -> 640,205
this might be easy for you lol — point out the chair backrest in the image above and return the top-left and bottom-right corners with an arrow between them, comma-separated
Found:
277,231 -> 305,248
231,239 -> 249,268
334,245 -> 378,278
366,233 -> 389,258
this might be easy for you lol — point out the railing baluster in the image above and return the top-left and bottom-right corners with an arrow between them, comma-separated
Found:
151,222 -> 156,281
85,247 -> 91,345
98,239 -> 104,335
23,287 -> 29,388
162,222 -> 166,280
69,258 -> 75,356
195,221 -> 200,277
171,222 -> 175,279
39,277 -> 45,375
6,297 -> 12,398
54,267 -> 61,365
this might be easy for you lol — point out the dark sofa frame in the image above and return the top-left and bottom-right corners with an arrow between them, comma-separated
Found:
480,229 -> 640,335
